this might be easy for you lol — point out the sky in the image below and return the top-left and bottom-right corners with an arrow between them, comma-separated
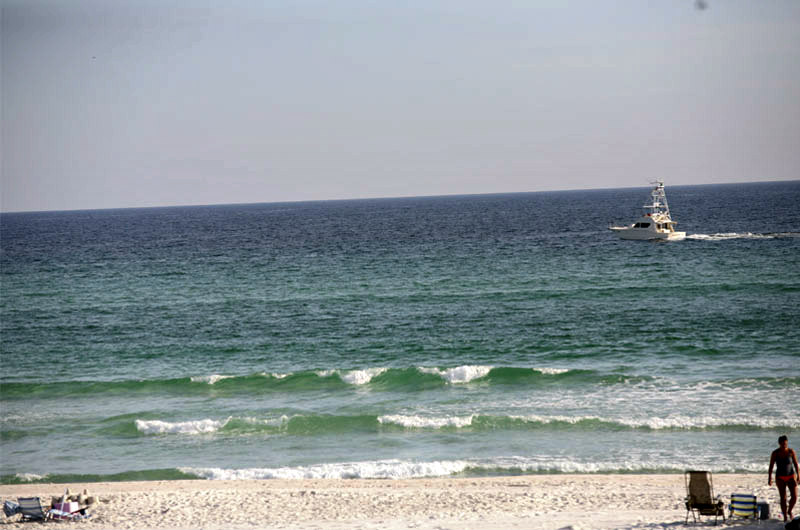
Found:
1,0 -> 799,212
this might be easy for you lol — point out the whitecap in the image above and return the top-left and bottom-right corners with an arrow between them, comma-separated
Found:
485,456 -> 765,474
312,367 -> 388,385
506,413 -> 800,430
619,415 -> 800,430
535,367 -> 570,375
378,414 -> 474,428
15,473 -> 46,482
181,459 -> 471,480
340,367 -> 388,385
510,414 -> 606,425
182,456 -> 768,479
236,415 -> 290,427
135,418 -> 228,435
419,365 -> 492,383
190,374 -> 234,385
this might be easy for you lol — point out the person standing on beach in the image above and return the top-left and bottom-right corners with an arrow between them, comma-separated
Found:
769,435 -> 799,521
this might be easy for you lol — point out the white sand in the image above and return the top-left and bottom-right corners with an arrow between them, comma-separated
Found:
0,474 -> 788,530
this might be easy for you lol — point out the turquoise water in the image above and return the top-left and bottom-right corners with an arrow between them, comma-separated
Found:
1,182 -> 798,484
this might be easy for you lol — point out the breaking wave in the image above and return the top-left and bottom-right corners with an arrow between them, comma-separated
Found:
2,365 -> 636,399
1,457 -> 768,484
127,413 -> 800,437
182,459 -> 471,480
180,457 -> 766,480
134,418 -> 228,435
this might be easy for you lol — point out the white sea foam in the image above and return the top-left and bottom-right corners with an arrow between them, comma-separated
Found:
378,414 -> 475,428
268,415 -> 293,427
505,413 -> 800,430
340,367 -> 388,385
135,418 -> 228,435
190,374 -> 234,385
419,365 -> 492,383
15,473 -> 46,482
237,415 -> 290,427
485,456 -> 760,474
535,367 -> 570,375
180,456 -> 765,480
618,415 -> 800,430
315,368 -> 388,385
511,414 -> 605,425
181,459 -> 471,480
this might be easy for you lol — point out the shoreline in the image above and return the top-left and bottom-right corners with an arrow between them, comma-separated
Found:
0,473 -> 786,530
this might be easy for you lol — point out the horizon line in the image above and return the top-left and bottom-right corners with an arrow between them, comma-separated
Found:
2,178 -> 797,215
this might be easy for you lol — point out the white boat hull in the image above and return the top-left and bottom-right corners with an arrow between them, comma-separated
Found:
610,226 -> 686,241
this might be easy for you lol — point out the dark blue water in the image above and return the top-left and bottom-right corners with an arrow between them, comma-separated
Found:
1,181 -> 798,483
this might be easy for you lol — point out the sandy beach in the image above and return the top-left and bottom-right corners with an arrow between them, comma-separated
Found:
0,474 -> 787,530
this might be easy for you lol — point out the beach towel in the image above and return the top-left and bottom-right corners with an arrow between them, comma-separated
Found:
50,501 -> 90,521
48,508 -> 91,521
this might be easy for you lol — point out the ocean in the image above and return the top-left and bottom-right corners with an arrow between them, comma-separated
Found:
1,181 -> 798,484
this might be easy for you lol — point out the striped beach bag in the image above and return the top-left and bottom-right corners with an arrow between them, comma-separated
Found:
729,493 -> 757,520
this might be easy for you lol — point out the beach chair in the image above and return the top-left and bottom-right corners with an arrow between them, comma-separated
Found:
685,471 -> 726,524
729,493 -> 758,522
17,497 -> 48,522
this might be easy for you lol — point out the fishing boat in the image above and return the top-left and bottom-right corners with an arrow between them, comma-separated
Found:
609,180 -> 686,240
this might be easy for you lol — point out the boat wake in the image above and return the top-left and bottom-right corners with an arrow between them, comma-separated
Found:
687,232 -> 800,241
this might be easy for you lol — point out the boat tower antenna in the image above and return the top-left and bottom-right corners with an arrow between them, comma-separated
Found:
643,180 -> 670,219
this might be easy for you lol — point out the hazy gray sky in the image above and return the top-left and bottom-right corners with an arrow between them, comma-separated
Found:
2,0 -> 799,212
